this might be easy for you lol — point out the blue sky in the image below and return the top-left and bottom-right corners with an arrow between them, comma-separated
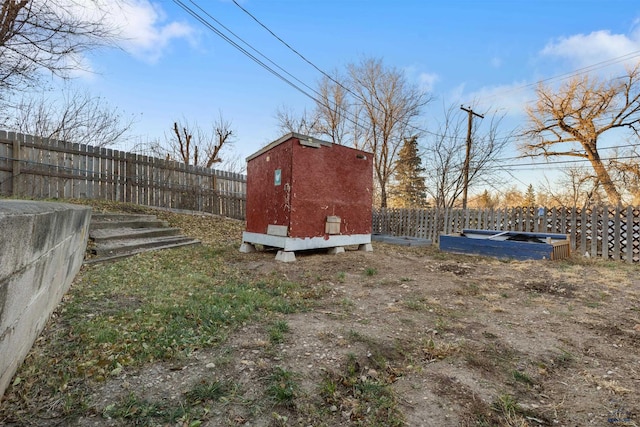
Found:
64,0 -> 640,186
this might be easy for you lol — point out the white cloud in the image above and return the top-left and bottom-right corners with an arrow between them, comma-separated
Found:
402,65 -> 439,93
464,81 -> 534,119
110,1 -> 196,63
540,28 -> 640,71
446,83 -> 466,105
51,0 -> 195,64
419,72 -> 439,92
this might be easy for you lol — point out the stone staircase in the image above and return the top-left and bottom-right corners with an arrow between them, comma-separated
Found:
85,213 -> 200,264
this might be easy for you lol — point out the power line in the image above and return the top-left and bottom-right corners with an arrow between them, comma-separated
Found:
478,50 -> 640,106
179,0 -> 640,160
483,154 -> 640,170
488,141 -> 640,163
175,0 -> 423,147
231,0 -> 640,148
172,1 -> 323,109
230,0 -> 468,141
183,1 -> 322,103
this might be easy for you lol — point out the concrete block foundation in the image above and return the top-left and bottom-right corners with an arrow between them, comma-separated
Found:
0,200 -> 91,398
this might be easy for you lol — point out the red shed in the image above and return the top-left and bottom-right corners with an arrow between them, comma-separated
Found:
240,133 -> 373,261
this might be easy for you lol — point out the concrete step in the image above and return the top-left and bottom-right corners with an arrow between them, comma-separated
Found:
90,213 -> 169,231
90,219 -> 169,231
91,213 -> 159,222
90,227 -> 182,242
85,239 -> 201,265
85,211 -> 200,264
92,235 -> 200,257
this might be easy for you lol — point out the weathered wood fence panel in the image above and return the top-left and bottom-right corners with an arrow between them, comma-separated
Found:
0,131 -> 246,220
373,206 -> 640,263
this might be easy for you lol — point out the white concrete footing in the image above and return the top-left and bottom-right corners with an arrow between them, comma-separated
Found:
327,246 -> 345,255
358,243 -> 373,252
239,243 -> 257,253
275,250 -> 296,262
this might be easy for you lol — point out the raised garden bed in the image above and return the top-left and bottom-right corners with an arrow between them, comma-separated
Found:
439,229 -> 570,261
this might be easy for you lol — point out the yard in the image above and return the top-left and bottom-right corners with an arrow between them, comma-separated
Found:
1,202 -> 639,426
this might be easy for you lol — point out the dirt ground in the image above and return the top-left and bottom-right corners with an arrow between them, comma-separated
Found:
72,235 -> 640,426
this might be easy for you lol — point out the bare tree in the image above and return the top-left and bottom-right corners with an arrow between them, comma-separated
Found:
609,144 -> 640,204
165,113 -> 235,168
348,58 -> 430,208
314,71 -> 350,144
422,103 -> 511,209
5,86 -> 136,146
499,186 -> 525,208
523,64 -> 640,205
0,0 -> 115,95
537,167 -> 604,208
273,58 -> 430,207
274,105 -> 319,136
217,150 -> 246,174
474,189 -> 498,209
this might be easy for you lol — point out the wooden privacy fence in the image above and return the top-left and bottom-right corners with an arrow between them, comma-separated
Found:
0,131 -> 246,219
373,206 -> 640,263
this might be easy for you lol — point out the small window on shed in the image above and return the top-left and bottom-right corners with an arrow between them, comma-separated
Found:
274,169 -> 282,186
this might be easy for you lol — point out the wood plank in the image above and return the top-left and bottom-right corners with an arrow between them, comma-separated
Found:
77,143 -> 86,198
87,145 -> 96,199
0,133 -> 10,195
23,134 -> 35,197
138,154 -> 145,206
98,147 -> 107,199
69,143 -> 79,198
11,132 -> 21,197
62,141 -> 72,197
579,208 -> 587,256
105,148 -> 114,200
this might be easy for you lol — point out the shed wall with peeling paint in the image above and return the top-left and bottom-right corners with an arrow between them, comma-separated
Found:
245,133 -> 372,240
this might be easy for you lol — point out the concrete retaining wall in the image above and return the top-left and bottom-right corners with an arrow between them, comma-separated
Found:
0,200 -> 91,398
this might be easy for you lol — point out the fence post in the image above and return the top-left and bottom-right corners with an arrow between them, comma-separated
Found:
591,207 -> 598,258
10,132 -> 21,197
579,208 -> 587,256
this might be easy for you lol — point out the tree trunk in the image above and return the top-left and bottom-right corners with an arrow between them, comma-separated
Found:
380,184 -> 387,208
586,148 -> 620,205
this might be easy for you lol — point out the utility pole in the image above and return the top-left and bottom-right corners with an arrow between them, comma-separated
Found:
460,105 -> 484,209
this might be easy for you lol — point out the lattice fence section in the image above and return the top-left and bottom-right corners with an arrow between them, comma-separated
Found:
373,206 -> 640,263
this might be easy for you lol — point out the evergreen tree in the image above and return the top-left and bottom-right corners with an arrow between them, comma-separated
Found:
477,189 -> 497,209
525,184 -> 536,206
391,136 -> 428,208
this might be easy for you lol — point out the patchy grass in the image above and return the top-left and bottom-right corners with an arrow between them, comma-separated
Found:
0,244 -> 310,424
319,352 -> 405,427
102,378 -> 238,427
103,393 -> 189,426
268,320 -> 291,344
266,367 -> 300,407
4,199 -> 640,426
